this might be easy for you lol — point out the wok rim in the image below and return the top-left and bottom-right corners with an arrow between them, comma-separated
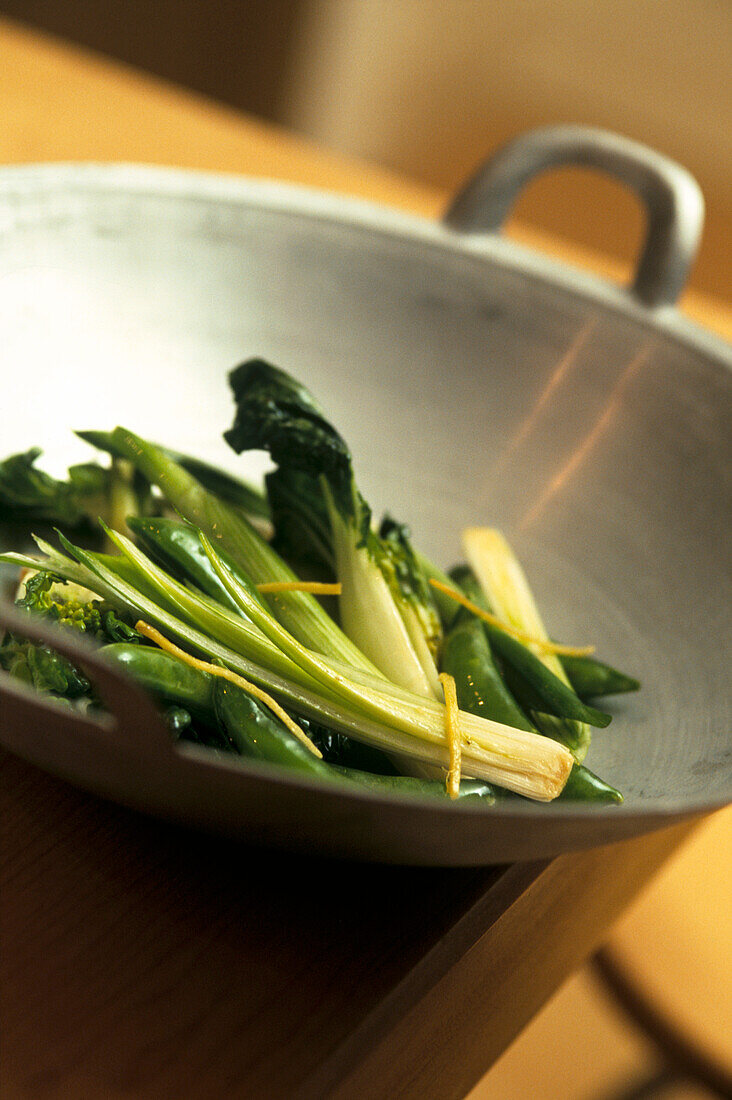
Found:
0,161 -> 729,844
0,160 -> 730,370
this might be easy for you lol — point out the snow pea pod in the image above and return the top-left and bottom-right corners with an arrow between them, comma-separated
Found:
449,566 -> 611,729
127,516 -> 263,616
329,766 -> 497,802
557,763 -> 623,802
101,643 -> 275,753
103,646 -> 336,766
440,611 -> 534,732
560,653 -> 640,699
214,680 -> 497,800
102,642 -> 216,716
492,762 -> 622,804
212,678 -> 337,780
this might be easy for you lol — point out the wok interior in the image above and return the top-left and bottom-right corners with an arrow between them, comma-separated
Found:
2,176 -> 730,810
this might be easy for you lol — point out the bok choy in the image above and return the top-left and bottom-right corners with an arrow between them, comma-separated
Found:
0,357 -> 639,807
224,360 -> 442,698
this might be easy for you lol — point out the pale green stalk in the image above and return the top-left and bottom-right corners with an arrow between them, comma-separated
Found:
324,485 -> 440,698
200,529 -> 573,799
110,427 -> 380,675
463,527 -> 591,761
2,534 -> 573,798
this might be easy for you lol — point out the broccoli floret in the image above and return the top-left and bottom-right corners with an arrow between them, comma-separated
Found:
0,570 -> 142,700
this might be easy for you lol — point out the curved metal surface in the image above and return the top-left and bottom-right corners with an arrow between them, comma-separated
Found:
0,160 -> 729,864
444,125 -> 705,308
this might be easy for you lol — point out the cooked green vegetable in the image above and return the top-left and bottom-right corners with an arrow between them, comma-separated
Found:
103,642 -> 216,716
17,570 -> 141,643
224,359 -> 442,698
440,609 -> 533,732
438,589 -> 622,801
302,722 -> 398,775
1,527 -> 574,799
0,571 -> 141,701
560,653 -> 640,699
213,677 -> 335,779
215,677 -> 497,799
0,447 -> 148,533
127,515 -> 250,615
461,529 -> 595,762
102,645 -> 496,800
0,358 -> 638,807
0,567 -> 143,695
490,762 -> 623,804
265,465 -> 335,575
107,424 -> 379,676
0,449 -> 106,527
557,763 -> 623,803
328,766 -> 497,802
448,566 -> 610,739
0,634 -> 91,697
77,430 -> 270,522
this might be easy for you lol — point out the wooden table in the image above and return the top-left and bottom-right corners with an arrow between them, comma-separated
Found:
0,18 -> 728,1099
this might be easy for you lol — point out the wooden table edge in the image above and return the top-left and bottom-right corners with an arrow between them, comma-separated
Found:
301,818 -> 703,1099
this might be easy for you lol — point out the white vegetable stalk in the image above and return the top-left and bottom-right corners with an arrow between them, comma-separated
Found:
463,527 -> 591,762
1,535 -> 574,801
326,492 -> 440,700
201,531 -> 573,800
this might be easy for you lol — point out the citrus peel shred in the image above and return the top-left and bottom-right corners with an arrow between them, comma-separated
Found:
256,581 -> 342,596
135,620 -> 322,757
438,671 -> 462,799
428,579 -> 594,657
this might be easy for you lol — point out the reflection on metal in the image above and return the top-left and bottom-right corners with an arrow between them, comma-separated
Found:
496,314 -> 599,473
520,344 -> 654,531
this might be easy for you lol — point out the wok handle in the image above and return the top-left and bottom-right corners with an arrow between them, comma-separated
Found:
443,125 -> 704,308
0,599 -> 172,760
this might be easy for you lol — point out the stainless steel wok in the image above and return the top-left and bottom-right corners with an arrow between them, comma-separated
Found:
0,126 -> 729,864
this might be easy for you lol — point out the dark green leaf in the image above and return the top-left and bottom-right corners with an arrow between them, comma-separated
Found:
0,448 -> 108,527
224,359 -> 356,517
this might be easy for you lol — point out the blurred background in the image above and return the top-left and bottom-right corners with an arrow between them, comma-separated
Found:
0,3 -> 730,1098
0,0 -> 730,301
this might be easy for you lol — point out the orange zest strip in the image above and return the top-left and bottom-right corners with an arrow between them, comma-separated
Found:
135,620 -> 322,758
438,672 -> 462,799
256,581 -> 342,596
428,579 -> 595,657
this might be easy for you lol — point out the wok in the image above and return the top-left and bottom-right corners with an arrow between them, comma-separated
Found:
0,126 -> 729,864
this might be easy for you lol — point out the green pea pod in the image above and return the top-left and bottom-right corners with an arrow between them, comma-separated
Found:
102,643 -> 216,716
440,592 -> 598,769
212,677 -> 336,781
557,763 -> 623,803
491,662 -> 591,758
127,516 -> 262,616
560,653 -> 640,699
449,566 -> 611,729
491,762 -> 622,804
330,765 -> 497,802
441,612 -> 534,732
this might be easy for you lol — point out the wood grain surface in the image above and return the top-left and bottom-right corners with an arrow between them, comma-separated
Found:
0,752 -> 699,1099
0,16 -> 729,1099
